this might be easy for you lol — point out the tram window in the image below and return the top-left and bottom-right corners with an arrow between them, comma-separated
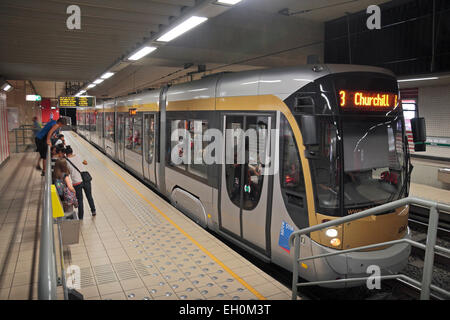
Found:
146,116 -> 155,164
307,118 -> 340,216
169,120 -> 188,171
169,119 -> 209,179
280,115 -> 305,201
187,120 -> 208,179
125,118 -> 132,149
242,117 -> 268,211
342,118 -> 406,208
225,117 -> 244,209
96,113 -> 103,138
90,112 -> 96,131
132,117 -> 142,154
105,113 -> 114,142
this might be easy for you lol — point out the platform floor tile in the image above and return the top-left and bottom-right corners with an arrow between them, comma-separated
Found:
62,132 -> 294,300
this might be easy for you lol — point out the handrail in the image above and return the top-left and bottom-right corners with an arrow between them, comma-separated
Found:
37,144 -> 58,300
289,197 -> 450,300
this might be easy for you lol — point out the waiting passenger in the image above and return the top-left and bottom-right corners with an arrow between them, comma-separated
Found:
35,117 -> 67,176
64,146 -> 96,219
32,116 -> 41,138
54,134 -> 65,146
53,159 -> 78,211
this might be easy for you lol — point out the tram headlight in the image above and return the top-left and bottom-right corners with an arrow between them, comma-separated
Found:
330,238 -> 341,247
325,228 -> 338,238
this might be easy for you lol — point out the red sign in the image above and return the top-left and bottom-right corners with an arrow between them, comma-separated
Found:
339,90 -> 398,110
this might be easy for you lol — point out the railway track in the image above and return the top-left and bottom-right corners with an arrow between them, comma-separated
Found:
409,204 -> 450,239
409,204 -> 450,268
203,204 -> 450,300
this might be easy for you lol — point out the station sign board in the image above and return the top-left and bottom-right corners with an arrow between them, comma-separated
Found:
59,96 -> 96,108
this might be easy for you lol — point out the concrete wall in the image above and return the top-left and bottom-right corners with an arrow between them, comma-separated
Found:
5,80 -> 42,127
418,84 -> 450,159
5,80 -> 42,151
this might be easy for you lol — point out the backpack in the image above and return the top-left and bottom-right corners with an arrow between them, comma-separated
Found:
57,174 -> 78,208
55,179 -> 65,196
64,186 -> 78,208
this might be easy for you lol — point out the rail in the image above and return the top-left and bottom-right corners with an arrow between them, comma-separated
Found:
289,197 -> 450,300
37,144 -> 58,299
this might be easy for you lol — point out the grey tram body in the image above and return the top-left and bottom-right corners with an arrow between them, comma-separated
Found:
77,65 -> 411,287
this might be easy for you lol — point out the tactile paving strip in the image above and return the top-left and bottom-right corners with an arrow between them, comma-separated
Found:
113,261 -> 138,281
93,265 -> 118,285
80,267 -> 96,288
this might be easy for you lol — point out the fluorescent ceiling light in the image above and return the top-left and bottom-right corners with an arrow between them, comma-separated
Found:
128,46 -> 157,61
217,0 -> 242,5
2,84 -> 11,91
87,84 -> 96,89
157,16 -> 208,42
101,72 -> 114,79
77,90 -> 86,95
93,79 -> 104,84
398,77 -> 439,83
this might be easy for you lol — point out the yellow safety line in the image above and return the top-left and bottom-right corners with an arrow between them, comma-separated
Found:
75,134 -> 267,300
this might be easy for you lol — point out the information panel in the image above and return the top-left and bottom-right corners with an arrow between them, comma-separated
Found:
59,96 -> 95,107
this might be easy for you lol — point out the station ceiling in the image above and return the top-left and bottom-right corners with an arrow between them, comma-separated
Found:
0,0 -> 388,98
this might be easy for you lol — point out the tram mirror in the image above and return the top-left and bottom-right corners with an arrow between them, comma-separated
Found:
300,115 -> 319,146
411,117 -> 427,152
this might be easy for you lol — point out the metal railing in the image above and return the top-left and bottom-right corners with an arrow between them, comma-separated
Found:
37,144 -> 58,300
289,197 -> 450,300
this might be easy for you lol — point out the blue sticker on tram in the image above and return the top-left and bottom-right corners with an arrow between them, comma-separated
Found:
278,221 -> 294,253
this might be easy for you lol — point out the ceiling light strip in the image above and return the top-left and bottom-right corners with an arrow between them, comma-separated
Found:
157,16 -> 208,42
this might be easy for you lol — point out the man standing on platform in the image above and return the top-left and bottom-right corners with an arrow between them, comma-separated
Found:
35,117 -> 67,176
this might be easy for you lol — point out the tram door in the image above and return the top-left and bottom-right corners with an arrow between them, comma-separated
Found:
220,115 -> 272,252
117,114 -> 125,163
143,113 -> 157,184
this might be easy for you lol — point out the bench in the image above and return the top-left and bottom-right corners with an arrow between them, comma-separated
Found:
51,185 -> 81,245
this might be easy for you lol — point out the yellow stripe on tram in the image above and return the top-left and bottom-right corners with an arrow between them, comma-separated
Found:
75,134 -> 267,300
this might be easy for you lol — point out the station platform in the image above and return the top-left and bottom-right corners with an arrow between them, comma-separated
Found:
0,131 -> 292,300
410,183 -> 450,206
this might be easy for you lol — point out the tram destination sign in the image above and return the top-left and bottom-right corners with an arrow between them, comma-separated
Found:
59,96 -> 96,108
339,90 -> 398,111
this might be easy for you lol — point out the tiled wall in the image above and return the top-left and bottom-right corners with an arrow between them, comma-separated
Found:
0,92 -> 9,165
418,84 -> 450,159
410,84 -> 450,190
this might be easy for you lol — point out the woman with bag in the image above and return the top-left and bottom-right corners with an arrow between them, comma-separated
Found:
53,159 -> 78,211
65,146 -> 96,220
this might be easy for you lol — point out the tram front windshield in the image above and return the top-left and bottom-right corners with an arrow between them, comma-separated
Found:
342,117 -> 405,209
308,73 -> 407,216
